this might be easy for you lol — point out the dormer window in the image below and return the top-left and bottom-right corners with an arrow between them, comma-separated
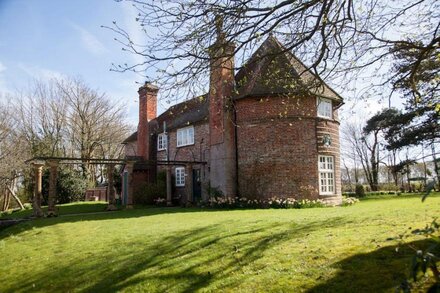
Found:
317,97 -> 332,119
177,126 -> 194,147
157,133 -> 167,151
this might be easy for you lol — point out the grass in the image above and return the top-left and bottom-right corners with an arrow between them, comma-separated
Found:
0,201 -> 109,219
0,194 -> 439,292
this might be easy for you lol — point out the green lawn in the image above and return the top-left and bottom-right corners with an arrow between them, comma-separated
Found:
0,195 -> 439,292
0,201 -> 109,219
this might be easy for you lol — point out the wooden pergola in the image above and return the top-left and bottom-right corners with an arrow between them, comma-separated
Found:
27,156 -> 207,217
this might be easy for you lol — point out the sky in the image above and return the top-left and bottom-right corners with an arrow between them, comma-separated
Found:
0,0 -> 395,127
0,0 -> 154,125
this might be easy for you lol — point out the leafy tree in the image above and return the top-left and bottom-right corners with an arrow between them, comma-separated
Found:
377,42 -> 440,188
363,108 -> 402,191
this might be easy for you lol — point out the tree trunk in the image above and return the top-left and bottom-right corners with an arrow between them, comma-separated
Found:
7,186 -> 24,210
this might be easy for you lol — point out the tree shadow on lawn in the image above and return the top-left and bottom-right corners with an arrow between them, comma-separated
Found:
0,206 -> 272,239
3,217 -> 351,293
307,239 -> 437,293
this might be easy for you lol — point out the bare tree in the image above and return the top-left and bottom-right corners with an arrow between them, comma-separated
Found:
107,0 -> 439,103
342,120 -> 385,191
13,79 -> 67,157
57,78 -> 130,184
0,97 -> 28,210
1,78 -> 131,204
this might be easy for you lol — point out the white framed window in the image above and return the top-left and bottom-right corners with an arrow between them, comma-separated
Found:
318,155 -> 335,195
175,167 -> 185,187
177,126 -> 194,147
157,133 -> 167,151
317,97 -> 332,119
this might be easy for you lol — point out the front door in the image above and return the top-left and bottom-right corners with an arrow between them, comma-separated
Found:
192,169 -> 202,202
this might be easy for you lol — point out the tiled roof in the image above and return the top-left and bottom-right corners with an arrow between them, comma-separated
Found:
122,132 -> 138,143
123,95 -> 208,143
235,36 -> 343,103
154,94 -> 209,133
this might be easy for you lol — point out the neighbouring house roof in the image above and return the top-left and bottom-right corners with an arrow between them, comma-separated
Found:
235,36 -> 343,104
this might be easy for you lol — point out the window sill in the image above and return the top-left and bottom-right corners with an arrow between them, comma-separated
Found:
177,143 -> 195,148
319,193 -> 335,196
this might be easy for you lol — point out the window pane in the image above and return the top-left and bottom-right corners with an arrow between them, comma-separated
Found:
183,129 -> 188,145
177,131 -> 182,146
189,127 -> 194,144
318,98 -> 332,118
326,157 -> 333,170
158,134 -> 166,150
175,168 -> 185,186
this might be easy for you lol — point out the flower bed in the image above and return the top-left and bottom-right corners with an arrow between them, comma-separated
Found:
207,197 -> 327,209
154,196 -> 360,208
341,196 -> 359,206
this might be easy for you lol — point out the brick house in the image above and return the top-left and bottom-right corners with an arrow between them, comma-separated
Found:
123,35 -> 343,205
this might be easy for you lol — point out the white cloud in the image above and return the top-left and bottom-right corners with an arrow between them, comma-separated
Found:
69,22 -> 109,55
18,63 -> 66,81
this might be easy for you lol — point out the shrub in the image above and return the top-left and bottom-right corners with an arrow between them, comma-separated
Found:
134,172 -> 167,205
41,167 -> 87,204
355,184 -> 365,198
206,185 -> 224,199
134,182 -> 166,205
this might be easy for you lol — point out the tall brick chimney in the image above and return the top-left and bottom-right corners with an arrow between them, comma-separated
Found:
137,82 -> 158,160
208,18 -> 237,197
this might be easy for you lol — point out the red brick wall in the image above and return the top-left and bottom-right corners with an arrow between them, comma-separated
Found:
235,95 -> 341,202
137,84 -> 158,160
156,122 -> 210,203
235,95 -> 316,123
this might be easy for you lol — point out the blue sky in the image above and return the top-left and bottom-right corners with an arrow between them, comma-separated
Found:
0,0 -> 159,124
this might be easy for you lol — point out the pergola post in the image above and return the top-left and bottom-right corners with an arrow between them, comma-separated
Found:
166,166 -> 172,206
126,161 -> 135,209
107,163 -> 117,211
32,162 -> 45,218
185,164 -> 193,206
47,160 -> 59,217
